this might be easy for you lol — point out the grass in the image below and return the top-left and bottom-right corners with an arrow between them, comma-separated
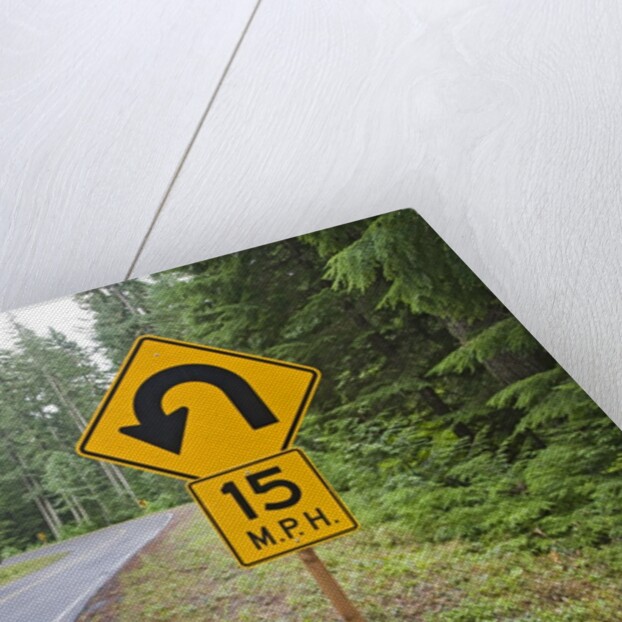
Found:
78,504 -> 622,621
0,552 -> 68,587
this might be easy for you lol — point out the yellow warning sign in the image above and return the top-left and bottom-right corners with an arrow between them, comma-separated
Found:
76,336 -> 320,480
187,449 -> 358,567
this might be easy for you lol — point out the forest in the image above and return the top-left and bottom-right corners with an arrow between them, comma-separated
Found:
1,209 -> 622,589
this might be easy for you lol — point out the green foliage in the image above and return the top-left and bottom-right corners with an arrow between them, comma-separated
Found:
429,318 -> 544,376
322,210 -> 493,319
79,507 -> 622,622
77,281 -> 154,367
0,552 -> 68,587
487,368 -> 567,410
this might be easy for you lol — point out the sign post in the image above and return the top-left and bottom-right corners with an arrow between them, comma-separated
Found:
298,548 -> 366,622
76,335 -> 367,621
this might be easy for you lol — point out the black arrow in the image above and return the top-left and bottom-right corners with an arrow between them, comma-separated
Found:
119,364 -> 279,454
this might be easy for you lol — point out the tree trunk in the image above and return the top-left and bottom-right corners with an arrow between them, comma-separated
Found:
70,492 -> 90,523
42,369 -> 139,504
40,497 -> 63,534
108,464 -> 139,504
10,450 -> 63,540
31,493 -> 62,540
60,491 -> 83,524
107,284 -> 146,316
76,471 -> 112,524
446,311 -> 554,386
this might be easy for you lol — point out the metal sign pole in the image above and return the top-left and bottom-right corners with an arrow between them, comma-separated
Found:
298,548 -> 367,622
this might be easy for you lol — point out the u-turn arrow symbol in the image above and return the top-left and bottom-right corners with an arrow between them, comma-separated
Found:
119,364 -> 279,454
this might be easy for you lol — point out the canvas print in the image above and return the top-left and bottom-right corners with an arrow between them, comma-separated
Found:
0,208 -> 621,621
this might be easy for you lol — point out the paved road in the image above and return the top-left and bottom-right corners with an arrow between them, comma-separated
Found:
0,512 -> 172,622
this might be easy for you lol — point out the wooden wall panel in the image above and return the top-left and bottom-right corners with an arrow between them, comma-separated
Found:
0,0 -> 256,311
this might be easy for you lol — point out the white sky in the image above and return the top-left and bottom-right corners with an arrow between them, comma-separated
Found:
0,295 -> 98,352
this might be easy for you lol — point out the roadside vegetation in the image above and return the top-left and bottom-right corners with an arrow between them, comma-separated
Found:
78,504 -> 622,621
0,552 -> 68,587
